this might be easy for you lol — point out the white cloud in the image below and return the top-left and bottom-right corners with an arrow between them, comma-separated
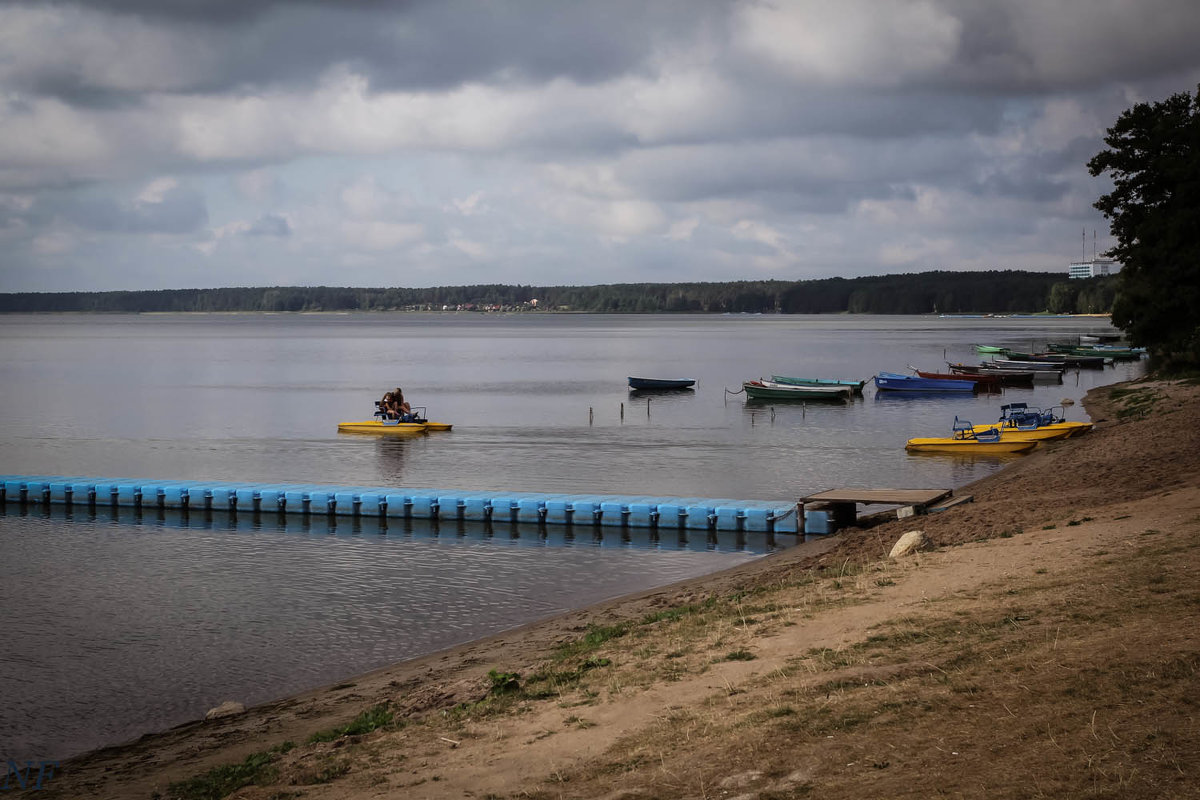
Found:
136,176 -> 179,205
236,169 -> 277,202
32,229 -> 78,255
735,0 -> 962,86
340,176 -> 392,219
449,235 -> 488,258
731,219 -> 786,251
450,191 -> 484,216
0,95 -> 111,182
666,217 -> 699,241
340,220 -> 425,251
2,0 -> 1200,291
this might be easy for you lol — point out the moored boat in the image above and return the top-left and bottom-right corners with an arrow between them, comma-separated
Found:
339,403 -> 453,434
946,363 -> 1036,386
770,375 -> 866,395
743,379 -> 851,401
905,422 -> 1038,454
975,344 -> 1008,354
337,419 -> 453,435
990,357 -> 1066,372
1047,343 -> 1144,360
874,372 -> 976,393
1003,350 -> 1110,368
628,376 -> 696,390
965,421 -> 1074,441
914,368 -> 1002,390
994,402 -> 1092,437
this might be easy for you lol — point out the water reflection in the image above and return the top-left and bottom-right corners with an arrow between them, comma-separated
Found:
372,435 -> 415,484
0,501 -> 784,555
0,504 -> 772,763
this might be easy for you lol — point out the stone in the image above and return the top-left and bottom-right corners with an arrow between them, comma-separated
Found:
205,701 -> 245,721
889,530 -> 932,558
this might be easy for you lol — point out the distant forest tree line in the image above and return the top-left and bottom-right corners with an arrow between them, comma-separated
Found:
0,270 -> 1117,315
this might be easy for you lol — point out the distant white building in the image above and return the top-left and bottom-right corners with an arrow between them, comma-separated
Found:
1069,258 -> 1121,280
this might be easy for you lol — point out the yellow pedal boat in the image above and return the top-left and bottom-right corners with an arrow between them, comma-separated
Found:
967,423 -> 1072,441
906,435 -> 1038,454
337,419 -> 452,435
971,421 -> 1092,440
908,420 -> 1038,453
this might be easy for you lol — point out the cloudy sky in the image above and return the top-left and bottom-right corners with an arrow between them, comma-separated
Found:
2,0 -> 1199,292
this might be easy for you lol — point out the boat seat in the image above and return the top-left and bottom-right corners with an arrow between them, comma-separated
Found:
974,427 -> 1002,443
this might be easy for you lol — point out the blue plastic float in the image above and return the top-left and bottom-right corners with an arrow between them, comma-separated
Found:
0,475 -> 799,534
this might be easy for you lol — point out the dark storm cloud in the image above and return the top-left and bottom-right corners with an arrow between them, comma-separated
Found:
939,0 -> 1200,91
3,0 -> 1200,292
6,0 -> 719,104
3,0 -> 395,24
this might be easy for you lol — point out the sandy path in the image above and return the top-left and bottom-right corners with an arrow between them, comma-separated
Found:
32,377 -> 1200,800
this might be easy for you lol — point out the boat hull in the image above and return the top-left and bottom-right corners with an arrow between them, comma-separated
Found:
1005,351 -> 1110,368
967,423 -> 1073,441
906,437 -> 1038,453
946,363 -> 1036,386
990,357 -> 1066,371
337,420 -> 453,434
916,369 -> 1001,389
743,380 -> 849,401
770,375 -> 866,395
628,377 -> 696,390
875,372 -> 976,392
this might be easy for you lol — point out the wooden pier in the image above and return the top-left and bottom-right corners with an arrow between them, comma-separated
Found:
799,488 -> 955,532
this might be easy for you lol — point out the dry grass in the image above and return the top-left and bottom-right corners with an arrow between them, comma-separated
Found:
45,379 -> 1200,800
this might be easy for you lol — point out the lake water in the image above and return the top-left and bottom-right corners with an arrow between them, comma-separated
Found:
0,312 -> 1143,762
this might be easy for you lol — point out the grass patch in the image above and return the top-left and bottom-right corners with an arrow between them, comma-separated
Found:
307,704 -> 394,744
1110,386 -> 1163,419
554,623 -> 631,660
167,743 -> 294,800
722,649 -> 756,662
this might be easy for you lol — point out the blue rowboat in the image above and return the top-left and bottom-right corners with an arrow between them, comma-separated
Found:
874,372 -> 977,393
628,377 -> 696,390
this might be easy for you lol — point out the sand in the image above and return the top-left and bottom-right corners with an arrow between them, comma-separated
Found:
30,377 -> 1200,800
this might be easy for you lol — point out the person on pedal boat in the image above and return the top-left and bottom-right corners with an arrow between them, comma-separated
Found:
381,388 -> 415,421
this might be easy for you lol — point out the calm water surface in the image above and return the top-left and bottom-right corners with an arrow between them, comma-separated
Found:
0,313 -> 1142,761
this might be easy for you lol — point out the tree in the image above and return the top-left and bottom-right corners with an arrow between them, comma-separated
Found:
1047,282 -> 1077,314
1088,86 -> 1200,368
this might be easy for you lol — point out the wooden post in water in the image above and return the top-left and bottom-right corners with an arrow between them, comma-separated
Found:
646,398 -> 651,418
589,407 -> 593,426
620,402 -> 624,422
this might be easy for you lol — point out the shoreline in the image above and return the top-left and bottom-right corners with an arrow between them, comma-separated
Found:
36,375 -> 1200,799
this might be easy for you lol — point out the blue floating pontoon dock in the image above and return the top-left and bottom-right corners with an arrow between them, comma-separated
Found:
0,475 -> 799,534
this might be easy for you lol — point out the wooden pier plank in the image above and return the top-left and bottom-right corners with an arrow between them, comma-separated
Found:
800,488 -> 952,507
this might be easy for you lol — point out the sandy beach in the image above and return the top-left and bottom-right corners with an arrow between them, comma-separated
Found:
29,376 -> 1200,800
